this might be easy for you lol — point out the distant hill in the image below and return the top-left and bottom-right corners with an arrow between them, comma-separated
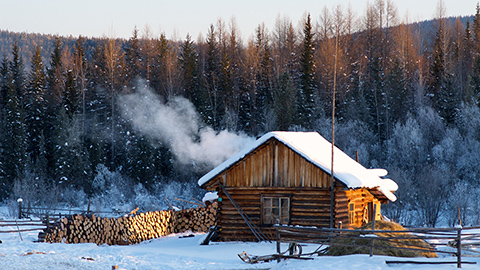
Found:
0,30 -> 115,70
0,15 -> 474,70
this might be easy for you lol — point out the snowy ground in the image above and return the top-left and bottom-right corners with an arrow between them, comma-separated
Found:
1,208 -> 480,269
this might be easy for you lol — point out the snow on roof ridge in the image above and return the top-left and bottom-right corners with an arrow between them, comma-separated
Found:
198,131 -> 397,201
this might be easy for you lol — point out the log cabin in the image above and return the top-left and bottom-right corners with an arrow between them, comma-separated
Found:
198,131 -> 398,242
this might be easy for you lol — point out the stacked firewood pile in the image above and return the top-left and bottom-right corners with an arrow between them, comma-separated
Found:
42,202 -> 217,245
173,202 -> 217,234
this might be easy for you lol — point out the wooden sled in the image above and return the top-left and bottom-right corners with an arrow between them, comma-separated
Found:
238,243 -> 321,264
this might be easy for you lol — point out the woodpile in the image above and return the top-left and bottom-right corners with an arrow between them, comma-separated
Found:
172,202 -> 217,234
42,202 -> 217,245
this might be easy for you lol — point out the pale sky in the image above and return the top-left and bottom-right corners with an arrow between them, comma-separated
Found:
0,0 -> 476,41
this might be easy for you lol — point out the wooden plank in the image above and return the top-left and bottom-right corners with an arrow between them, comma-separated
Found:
294,153 -> 301,187
237,163 -> 244,187
251,149 -> 258,186
219,218 -> 261,225
269,141 -> 274,187
304,160 -> 311,188
224,187 -> 330,195
289,148 -> 296,187
241,161 -> 246,187
335,212 -> 349,219
292,196 -> 331,202
263,146 -> 269,186
222,193 -> 261,200
289,220 -> 330,227
272,142 -> 279,186
291,205 -> 332,211
294,199 -> 331,205
221,201 -> 261,208
220,207 -> 261,215
293,211 -> 331,218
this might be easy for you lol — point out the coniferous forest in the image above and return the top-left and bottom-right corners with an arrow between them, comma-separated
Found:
1,1 -> 480,227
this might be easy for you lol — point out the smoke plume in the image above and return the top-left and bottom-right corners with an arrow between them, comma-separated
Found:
118,86 -> 255,171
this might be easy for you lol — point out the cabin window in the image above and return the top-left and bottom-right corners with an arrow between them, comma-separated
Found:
348,202 -> 355,224
262,196 -> 290,225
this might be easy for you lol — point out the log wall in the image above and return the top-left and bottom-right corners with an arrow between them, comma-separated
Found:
42,203 -> 217,245
217,186 -> 381,241
335,188 -> 380,228
217,187 -> 332,242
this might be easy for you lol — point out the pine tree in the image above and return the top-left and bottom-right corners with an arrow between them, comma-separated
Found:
472,4 -> 480,103
48,36 -> 64,107
429,16 -> 458,123
297,14 -> 317,129
387,58 -> 410,124
203,24 -> 222,130
0,55 -> 8,112
273,72 -> 296,130
124,27 -> 141,87
44,36 -> 65,177
151,33 -> 167,96
255,24 -> 274,133
52,109 -> 91,190
0,55 -> 11,200
151,33 -> 176,99
25,45 -> 47,163
73,35 -> 88,128
217,19 -> 237,130
179,34 -> 201,107
473,3 -> 480,55
123,133 -> 173,189
4,41 -> 27,191
103,38 -> 125,170
472,56 -> 480,103
63,70 -> 80,118
141,25 -> 156,85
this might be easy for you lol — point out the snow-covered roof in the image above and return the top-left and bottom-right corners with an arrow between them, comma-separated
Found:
198,131 -> 398,201
202,191 -> 219,203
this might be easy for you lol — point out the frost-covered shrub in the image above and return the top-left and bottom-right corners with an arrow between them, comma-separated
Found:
414,165 -> 449,227
153,180 -> 204,210
90,164 -> 136,212
57,188 -> 87,208
12,170 -> 54,207
444,182 -> 479,227
132,183 -> 163,212
382,168 -> 415,226
88,165 -> 205,213
335,120 -> 380,167
456,103 -> 480,139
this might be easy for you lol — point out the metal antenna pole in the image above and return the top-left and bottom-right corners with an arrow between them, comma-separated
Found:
330,24 -> 338,228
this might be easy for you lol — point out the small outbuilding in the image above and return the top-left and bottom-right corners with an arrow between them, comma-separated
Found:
198,131 -> 398,241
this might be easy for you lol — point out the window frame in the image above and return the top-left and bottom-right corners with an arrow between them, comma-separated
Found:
348,202 -> 355,225
261,194 -> 291,226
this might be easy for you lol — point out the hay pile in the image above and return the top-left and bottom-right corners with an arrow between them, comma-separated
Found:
326,220 -> 437,258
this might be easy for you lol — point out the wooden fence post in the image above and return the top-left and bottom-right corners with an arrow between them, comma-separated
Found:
46,213 -> 50,231
17,198 -> 23,219
457,227 -> 462,268
369,206 -> 377,257
276,229 -> 281,263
